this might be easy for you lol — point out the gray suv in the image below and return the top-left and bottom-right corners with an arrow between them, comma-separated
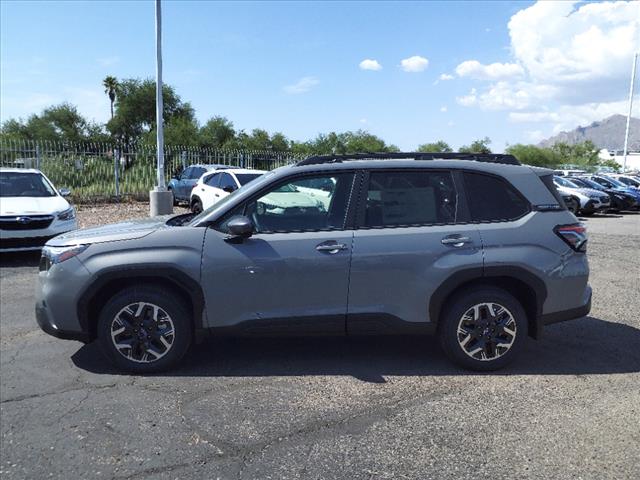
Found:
36,153 -> 591,373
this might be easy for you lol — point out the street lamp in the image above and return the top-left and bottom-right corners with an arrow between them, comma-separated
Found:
149,0 -> 173,216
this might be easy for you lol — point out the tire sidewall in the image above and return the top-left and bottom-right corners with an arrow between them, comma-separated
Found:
97,287 -> 192,374
439,287 -> 527,371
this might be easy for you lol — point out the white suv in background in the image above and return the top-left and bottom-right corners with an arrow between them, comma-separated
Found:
190,168 -> 266,213
0,168 -> 77,252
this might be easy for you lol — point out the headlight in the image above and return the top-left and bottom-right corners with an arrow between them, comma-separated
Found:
57,207 -> 76,221
42,244 -> 89,265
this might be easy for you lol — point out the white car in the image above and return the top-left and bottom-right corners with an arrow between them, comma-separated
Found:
553,175 -> 610,215
0,168 -> 78,252
190,168 -> 266,213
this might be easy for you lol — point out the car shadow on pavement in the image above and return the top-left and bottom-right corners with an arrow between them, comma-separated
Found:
0,251 -> 41,268
72,316 -> 640,382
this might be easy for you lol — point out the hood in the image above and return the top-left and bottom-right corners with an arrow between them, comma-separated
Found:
0,195 -> 70,216
48,215 -> 172,247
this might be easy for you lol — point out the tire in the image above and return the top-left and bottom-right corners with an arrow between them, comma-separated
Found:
97,286 -> 192,374
438,286 -> 527,371
191,198 -> 203,214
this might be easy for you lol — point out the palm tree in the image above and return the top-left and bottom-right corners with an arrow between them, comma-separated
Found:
103,76 -> 118,119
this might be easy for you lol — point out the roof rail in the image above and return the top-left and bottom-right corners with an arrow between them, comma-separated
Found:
296,152 -> 521,166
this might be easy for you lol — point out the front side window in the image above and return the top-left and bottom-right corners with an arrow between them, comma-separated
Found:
180,167 -> 193,180
205,173 -> 221,187
220,173 -> 354,233
463,172 -> 529,222
364,171 -> 458,227
191,167 -> 206,180
0,172 -> 57,197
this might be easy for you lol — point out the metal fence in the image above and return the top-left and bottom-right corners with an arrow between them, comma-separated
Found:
0,140 -> 305,202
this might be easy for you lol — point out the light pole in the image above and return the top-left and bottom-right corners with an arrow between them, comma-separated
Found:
149,0 -> 173,216
622,52 -> 638,173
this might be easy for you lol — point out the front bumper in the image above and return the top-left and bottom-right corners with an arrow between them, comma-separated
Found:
0,219 -> 77,252
36,301 -> 90,342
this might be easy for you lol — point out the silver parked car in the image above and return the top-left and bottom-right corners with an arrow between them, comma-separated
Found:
36,153 -> 591,373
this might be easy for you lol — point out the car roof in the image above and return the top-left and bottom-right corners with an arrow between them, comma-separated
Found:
286,158 -> 552,177
0,168 -> 42,174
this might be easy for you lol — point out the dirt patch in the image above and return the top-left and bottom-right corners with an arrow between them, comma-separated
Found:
76,202 -> 190,229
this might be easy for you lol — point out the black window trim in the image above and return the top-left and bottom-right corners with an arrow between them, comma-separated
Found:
353,168 -> 466,230
211,170 -> 360,235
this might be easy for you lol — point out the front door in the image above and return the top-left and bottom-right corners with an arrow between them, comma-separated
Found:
200,172 -> 356,334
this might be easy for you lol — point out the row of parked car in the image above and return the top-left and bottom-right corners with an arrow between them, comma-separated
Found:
553,173 -> 640,216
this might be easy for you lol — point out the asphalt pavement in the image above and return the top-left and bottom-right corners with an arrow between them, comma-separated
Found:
1,212 -> 639,479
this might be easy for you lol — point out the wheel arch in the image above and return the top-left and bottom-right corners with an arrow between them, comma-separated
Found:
429,266 -> 547,339
78,266 -> 205,342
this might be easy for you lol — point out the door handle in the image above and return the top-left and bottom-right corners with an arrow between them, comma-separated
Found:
316,242 -> 348,254
441,235 -> 472,247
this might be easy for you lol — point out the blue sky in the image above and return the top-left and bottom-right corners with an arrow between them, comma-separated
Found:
1,1 -> 638,151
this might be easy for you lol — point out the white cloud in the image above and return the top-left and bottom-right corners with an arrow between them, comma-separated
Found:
359,59 -> 382,71
509,97 -> 638,133
455,60 -> 524,80
525,130 -> 545,142
454,0 -> 640,135
359,118 -> 368,124
97,56 -> 120,67
400,55 -> 429,72
456,88 -> 477,107
283,76 -> 319,94
439,73 -> 454,81
440,106 -> 447,112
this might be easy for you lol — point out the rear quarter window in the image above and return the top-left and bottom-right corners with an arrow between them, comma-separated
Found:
463,172 -> 530,222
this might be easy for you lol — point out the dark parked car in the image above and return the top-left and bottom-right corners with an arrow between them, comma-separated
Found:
570,177 -> 637,212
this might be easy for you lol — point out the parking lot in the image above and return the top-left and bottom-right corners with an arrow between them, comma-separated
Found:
1,211 -> 639,480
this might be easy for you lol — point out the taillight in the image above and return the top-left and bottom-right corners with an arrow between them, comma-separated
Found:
554,224 -> 587,252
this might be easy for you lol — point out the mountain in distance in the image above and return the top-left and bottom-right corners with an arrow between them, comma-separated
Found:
538,114 -> 640,151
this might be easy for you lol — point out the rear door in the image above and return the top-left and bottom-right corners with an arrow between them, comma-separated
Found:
347,169 -> 483,332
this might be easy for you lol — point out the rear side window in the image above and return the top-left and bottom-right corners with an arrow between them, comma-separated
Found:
219,173 -> 237,191
541,174 -> 567,209
365,171 -> 458,227
463,172 -> 530,222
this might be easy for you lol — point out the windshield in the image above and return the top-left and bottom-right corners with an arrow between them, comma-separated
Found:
576,178 -> 603,190
0,171 -> 57,197
188,169 -> 277,225
554,176 -> 579,188
618,176 -> 640,187
235,173 -> 263,186
600,176 -> 626,188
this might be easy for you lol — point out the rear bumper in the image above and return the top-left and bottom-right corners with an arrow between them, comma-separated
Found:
540,288 -> 592,327
36,301 -> 90,343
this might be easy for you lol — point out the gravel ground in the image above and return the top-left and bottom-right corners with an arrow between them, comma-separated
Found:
76,202 -> 189,229
0,213 -> 638,479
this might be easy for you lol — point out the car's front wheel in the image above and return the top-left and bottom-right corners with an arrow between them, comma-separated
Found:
438,287 -> 527,371
97,287 -> 192,373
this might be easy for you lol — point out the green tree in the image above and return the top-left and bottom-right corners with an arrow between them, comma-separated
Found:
102,75 -> 118,120
199,116 -> 236,149
416,140 -> 452,153
505,144 -> 560,167
459,137 -> 492,154
107,78 -> 195,143
0,103 -> 107,143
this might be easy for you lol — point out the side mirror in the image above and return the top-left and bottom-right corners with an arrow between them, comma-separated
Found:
222,185 -> 235,194
59,188 -> 71,197
225,215 -> 253,243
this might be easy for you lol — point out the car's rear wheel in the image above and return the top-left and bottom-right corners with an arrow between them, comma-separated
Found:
168,188 -> 178,206
438,287 -> 526,371
97,287 -> 192,373
191,197 -> 203,214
